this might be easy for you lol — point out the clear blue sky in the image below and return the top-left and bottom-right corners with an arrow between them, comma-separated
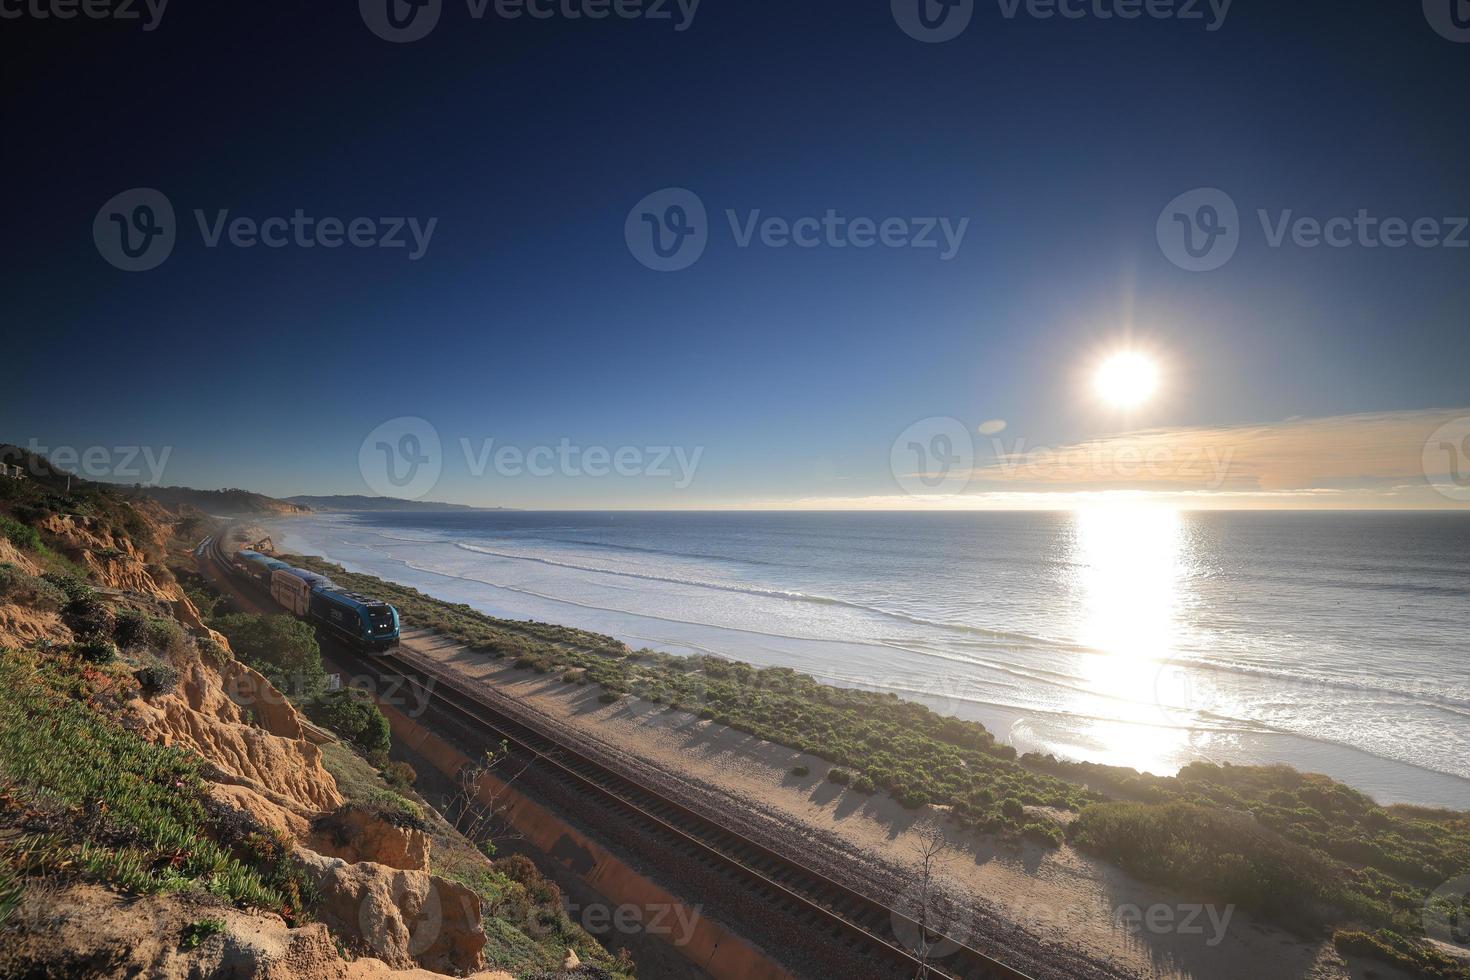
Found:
5,3 -> 1468,507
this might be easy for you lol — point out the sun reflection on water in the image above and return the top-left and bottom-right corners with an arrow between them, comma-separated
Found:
1067,503 -> 1192,774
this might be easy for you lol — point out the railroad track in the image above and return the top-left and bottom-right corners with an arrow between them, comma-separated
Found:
201,530 -> 1034,979
367,646 -> 1034,980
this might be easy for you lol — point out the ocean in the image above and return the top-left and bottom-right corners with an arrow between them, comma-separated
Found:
269,509 -> 1470,809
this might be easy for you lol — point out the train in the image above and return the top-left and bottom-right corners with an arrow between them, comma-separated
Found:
230,549 -> 401,653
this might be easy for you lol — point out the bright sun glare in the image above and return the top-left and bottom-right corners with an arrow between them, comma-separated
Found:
1095,352 -> 1159,408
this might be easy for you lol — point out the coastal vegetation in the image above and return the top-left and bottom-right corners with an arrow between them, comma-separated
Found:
0,648 -> 316,923
289,552 -> 1470,977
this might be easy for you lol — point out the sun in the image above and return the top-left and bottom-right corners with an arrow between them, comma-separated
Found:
1094,352 -> 1160,408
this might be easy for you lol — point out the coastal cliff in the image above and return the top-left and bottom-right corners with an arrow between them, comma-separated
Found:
0,457 -> 620,979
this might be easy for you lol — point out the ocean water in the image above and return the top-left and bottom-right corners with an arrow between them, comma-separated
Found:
270,509 -> 1470,808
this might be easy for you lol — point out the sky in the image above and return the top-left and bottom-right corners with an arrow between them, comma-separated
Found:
3,1 -> 1469,509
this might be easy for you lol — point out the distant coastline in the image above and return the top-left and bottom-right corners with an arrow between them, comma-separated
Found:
281,495 -> 512,513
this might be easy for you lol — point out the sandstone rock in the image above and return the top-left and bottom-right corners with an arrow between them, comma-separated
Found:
563,947 -> 581,969
134,655 -> 342,814
310,805 -> 432,873
295,848 -> 486,974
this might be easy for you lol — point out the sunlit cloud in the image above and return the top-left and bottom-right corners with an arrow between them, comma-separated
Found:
973,407 -> 1470,494
720,408 -> 1470,511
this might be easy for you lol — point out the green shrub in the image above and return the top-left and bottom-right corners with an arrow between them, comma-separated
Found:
0,564 -> 66,611
60,594 -> 114,640
309,689 -> 391,756
135,661 -> 179,696
598,691 -> 621,704
381,759 -> 417,792
1000,797 -> 1025,820
852,774 -> 877,794
1022,821 -> 1064,847
113,609 -> 185,653
113,609 -> 149,648
1071,801 -> 1381,931
211,613 -> 325,699
41,572 -> 93,605
1333,929 -> 1470,979
0,516 -> 41,551
827,768 -> 852,785
790,764 -> 810,777
180,917 -> 226,950
76,639 -> 118,665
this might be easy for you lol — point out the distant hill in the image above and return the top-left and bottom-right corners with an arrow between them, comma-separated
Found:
132,485 -> 312,516
282,495 -> 499,512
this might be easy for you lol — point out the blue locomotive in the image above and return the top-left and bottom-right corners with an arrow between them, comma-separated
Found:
228,549 -> 400,654
307,587 -> 400,653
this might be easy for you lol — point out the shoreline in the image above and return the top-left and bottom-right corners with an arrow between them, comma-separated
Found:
265,515 -> 1470,810
254,527 -> 1470,979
